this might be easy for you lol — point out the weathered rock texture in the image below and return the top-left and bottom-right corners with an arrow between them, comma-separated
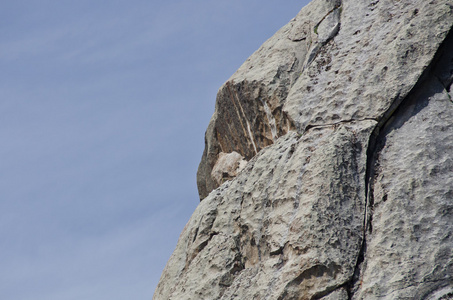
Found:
155,0 -> 453,299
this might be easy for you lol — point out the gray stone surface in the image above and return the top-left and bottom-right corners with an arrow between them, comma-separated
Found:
156,122 -> 375,300
197,0 -> 344,199
155,0 -> 453,299
320,287 -> 349,300
197,0 -> 453,200
211,151 -> 247,187
284,0 -> 453,131
351,35 -> 453,300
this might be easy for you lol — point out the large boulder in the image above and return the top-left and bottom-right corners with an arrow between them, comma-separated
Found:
155,0 -> 453,299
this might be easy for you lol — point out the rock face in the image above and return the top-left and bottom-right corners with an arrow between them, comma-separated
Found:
155,0 -> 453,299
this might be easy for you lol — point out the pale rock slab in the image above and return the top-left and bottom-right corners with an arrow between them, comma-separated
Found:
211,151 -> 247,187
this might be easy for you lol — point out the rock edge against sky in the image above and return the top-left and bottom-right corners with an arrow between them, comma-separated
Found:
155,0 -> 453,299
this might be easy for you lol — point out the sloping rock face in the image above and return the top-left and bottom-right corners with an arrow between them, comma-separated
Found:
155,0 -> 453,299
196,0 -> 344,200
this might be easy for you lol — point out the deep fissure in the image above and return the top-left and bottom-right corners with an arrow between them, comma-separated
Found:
345,25 -> 453,299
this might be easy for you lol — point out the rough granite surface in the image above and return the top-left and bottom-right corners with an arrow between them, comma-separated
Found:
155,0 -> 453,299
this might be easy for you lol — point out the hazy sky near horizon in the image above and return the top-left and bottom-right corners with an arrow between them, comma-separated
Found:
0,1 -> 310,299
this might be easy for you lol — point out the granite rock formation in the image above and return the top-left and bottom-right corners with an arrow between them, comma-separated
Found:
155,0 -> 453,299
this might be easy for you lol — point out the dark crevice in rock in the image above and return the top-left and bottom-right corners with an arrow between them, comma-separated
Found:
185,208 -> 219,270
345,240 -> 366,299
217,236 -> 246,300
295,264 -> 338,283
303,117 -> 377,134
434,75 -> 453,102
432,31 -> 453,103
219,240 -> 245,292
185,231 -> 220,271
269,247 -> 283,256
200,232 -> 219,252
431,27 -> 453,96
192,227 -> 199,243
346,24 -> 453,300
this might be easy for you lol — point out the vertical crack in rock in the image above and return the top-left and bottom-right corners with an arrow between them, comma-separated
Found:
347,26 -> 453,299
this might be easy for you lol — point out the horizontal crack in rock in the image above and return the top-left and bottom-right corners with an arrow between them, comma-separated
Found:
303,118 -> 378,134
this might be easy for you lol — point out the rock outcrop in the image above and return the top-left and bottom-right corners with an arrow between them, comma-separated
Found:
155,0 -> 453,299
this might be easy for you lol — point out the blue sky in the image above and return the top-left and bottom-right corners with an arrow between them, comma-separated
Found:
0,1 -> 309,299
